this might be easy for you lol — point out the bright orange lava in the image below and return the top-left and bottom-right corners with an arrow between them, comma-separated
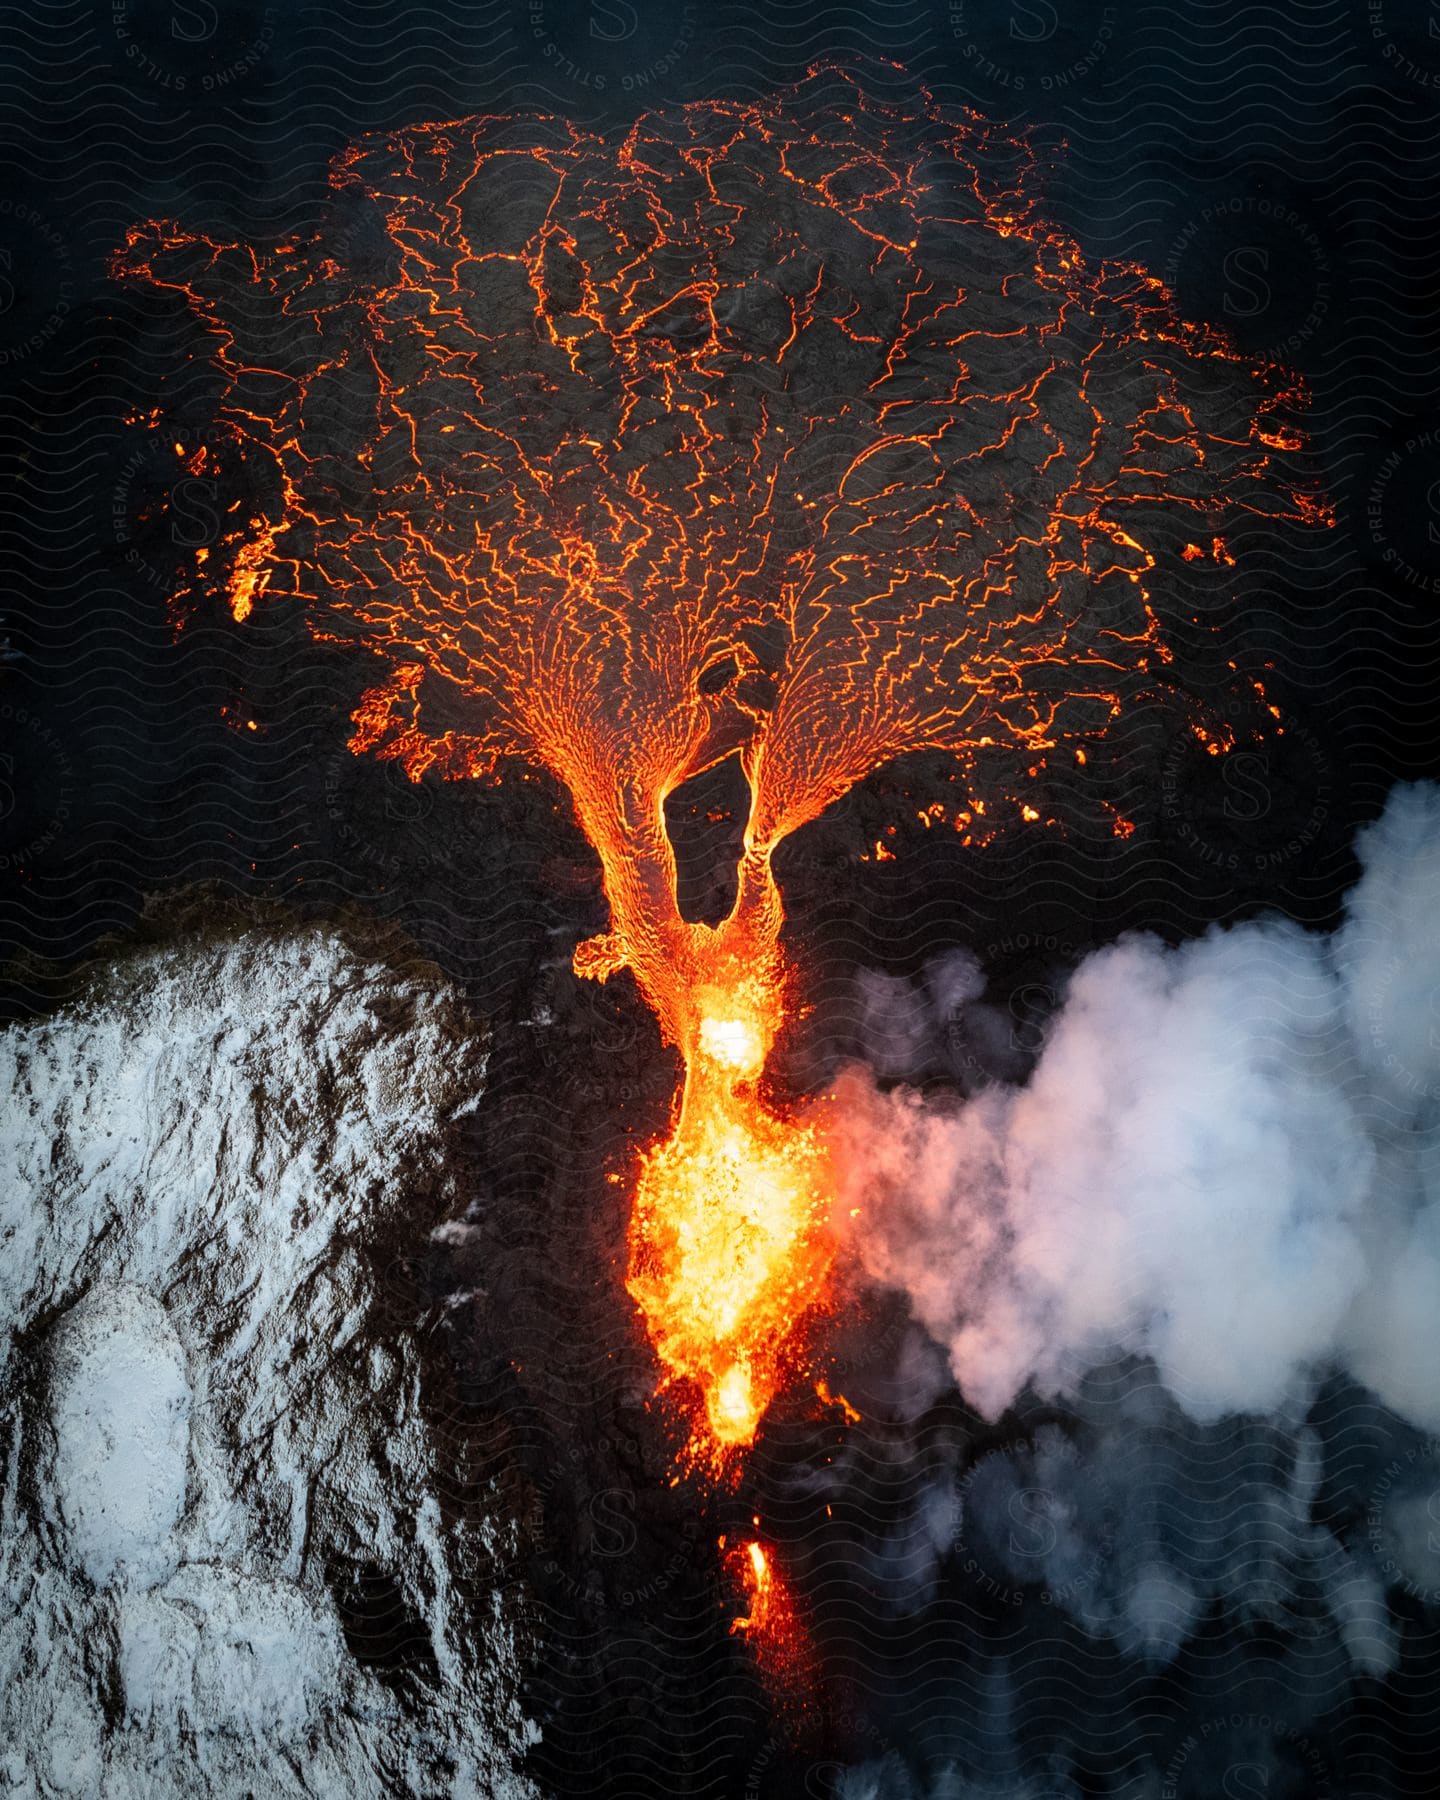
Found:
631,1048 -> 831,1465
731,1538 -> 779,1635
724,1531 -> 816,1697
115,64 -> 1326,1471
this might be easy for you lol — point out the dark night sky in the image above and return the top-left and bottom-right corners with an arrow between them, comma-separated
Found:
3,7 -> 1440,1798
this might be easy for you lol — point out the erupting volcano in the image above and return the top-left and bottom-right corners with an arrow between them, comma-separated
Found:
117,65 -> 1324,1473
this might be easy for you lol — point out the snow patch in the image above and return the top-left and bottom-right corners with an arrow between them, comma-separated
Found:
0,920 -> 538,1798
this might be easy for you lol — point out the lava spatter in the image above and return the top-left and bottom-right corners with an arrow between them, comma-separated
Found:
725,1532 -> 815,1702
116,63 -> 1326,1470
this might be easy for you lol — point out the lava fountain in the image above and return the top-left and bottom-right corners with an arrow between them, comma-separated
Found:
116,64 -> 1325,1473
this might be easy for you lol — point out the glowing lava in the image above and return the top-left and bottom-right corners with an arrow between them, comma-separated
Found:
725,1532 -> 815,1697
630,1044 -> 831,1463
115,64 -> 1326,1471
731,1538 -> 779,1637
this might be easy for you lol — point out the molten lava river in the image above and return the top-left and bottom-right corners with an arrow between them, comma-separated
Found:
117,64 -> 1324,1590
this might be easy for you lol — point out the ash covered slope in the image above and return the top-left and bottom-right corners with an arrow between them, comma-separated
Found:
0,922 -> 539,1798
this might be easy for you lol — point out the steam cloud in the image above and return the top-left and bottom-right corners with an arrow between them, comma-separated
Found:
813,788 -> 1440,1797
833,782 -> 1440,1435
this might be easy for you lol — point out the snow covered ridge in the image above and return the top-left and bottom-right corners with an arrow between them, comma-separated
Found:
0,922 -> 540,1798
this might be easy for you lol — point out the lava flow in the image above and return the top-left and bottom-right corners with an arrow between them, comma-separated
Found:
630,1024 -> 831,1457
725,1532 -> 815,1699
116,64 -> 1326,1473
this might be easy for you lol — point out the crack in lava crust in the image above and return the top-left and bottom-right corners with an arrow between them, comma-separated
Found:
114,61 -> 1327,1475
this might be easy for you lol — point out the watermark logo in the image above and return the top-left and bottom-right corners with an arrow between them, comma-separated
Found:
1365,1439 -> 1440,1606
110,437 -> 225,593
0,202 -> 75,366
953,1433 -> 1115,1612
0,704 -> 76,875
528,1432 -> 700,1611
948,2 -> 1117,96
1367,0 -> 1440,91
1365,430 -> 1440,598
110,2 -> 277,96
1359,950 -> 1440,1105
1161,1714 -> 1335,1799
1159,704 -> 1331,884
942,932 -> 1081,1084
745,1716 -> 886,1799
526,0 -> 699,96
318,745 -> 452,883
1165,196 -> 1332,360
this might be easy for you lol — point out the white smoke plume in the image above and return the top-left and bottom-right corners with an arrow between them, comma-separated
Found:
832,782 -> 1440,1434
823,785 -> 1440,1797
